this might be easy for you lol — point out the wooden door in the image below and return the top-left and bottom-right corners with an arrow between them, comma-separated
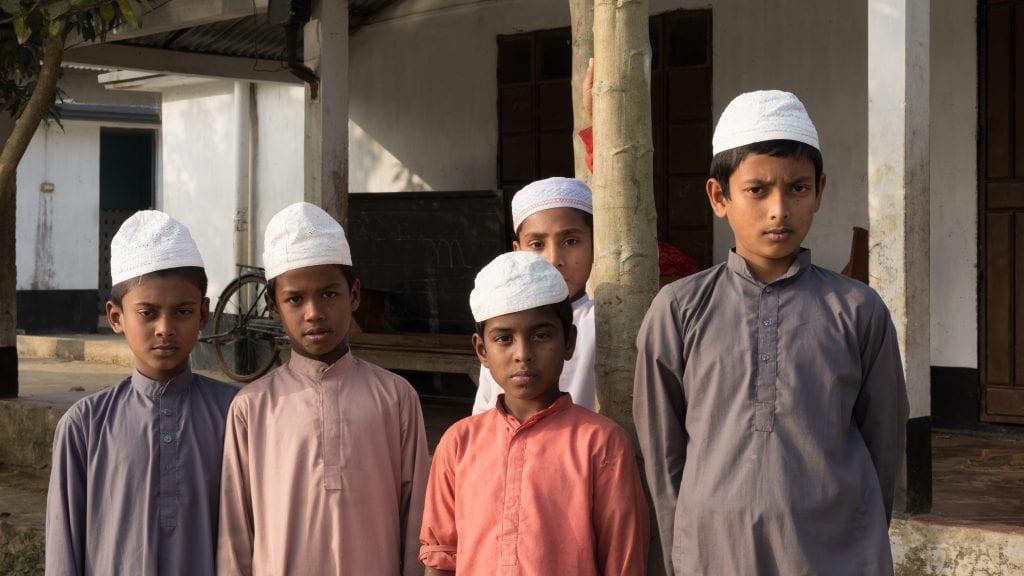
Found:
981,0 -> 1024,423
497,9 -> 714,267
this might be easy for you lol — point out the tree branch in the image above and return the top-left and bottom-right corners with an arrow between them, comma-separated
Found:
0,33 -> 63,197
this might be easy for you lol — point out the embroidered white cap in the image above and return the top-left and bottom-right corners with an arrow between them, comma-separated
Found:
511,177 -> 593,232
110,210 -> 205,286
470,251 -> 569,323
712,90 -> 819,155
263,202 -> 352,280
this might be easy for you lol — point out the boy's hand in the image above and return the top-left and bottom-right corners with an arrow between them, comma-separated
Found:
424,568 -> 455,576
582,57 -> 594,123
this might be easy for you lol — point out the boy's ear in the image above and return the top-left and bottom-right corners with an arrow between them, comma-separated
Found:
106,301 -> 125,334
199,297 -> 210,329
706,178 -> 729,219
471,332 -> 489,367
349,278 -> 361,312
511,239 -> 522,252
564,324 -> 577,361
265,292 -> 280,321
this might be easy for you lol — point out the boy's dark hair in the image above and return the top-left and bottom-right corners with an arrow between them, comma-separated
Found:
474,298 -> 575,345
266,264 -> 357,303
514,208 -> 593,240
109,266 -> 208,307
709,139 -> 823,199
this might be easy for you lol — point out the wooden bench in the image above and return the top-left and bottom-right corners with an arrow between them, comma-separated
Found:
350,288 -> 479,385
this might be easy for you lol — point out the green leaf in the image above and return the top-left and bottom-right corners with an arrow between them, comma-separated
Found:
47,1 -> 73,19
99,2 -> 114,22
0,0 -> 21,14
13,15 -> 30,44
48,18 -> 64,39
116,0 -> 138,28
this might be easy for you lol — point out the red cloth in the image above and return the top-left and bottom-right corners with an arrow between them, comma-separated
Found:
659,241 -> 701,278
579,126 -> 594,173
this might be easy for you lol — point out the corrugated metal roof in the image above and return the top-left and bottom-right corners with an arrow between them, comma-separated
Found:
115,0 -> 402,62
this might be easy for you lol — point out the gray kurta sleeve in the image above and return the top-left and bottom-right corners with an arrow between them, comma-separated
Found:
854,297 -> 910,523
46,411 -> 88,576
633,288 -> 688,575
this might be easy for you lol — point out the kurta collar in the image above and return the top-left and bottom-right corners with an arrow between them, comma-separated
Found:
726,248 -> 812,285
131,366 -> 192,399
571,293 -> 591,311
497,392 -> 574,431
287,348 -> 355,380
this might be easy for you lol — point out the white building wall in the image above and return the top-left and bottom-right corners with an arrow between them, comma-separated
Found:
252,83 -> 306,261
15,121 -> 101,291
160,81 -> 238,301
930,1 -> 977,369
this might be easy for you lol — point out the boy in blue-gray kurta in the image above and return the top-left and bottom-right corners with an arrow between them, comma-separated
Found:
633,90 -> 909,575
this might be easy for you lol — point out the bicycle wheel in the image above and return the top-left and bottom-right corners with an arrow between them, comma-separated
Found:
211,272 -> 280,382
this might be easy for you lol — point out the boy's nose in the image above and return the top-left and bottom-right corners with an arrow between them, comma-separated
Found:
544,246 -> 564,268
154,316 -> 174,337
304,302 -> 325,321
768,190 -> 790,220
514,342 -> 534,363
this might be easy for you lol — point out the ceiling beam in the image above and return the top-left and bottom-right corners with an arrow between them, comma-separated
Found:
65,44 -> 300,85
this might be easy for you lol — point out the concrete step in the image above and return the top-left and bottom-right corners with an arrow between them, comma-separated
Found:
16,334 -> 133,368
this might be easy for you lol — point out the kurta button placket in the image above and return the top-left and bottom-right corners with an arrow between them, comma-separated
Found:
156,378 -> 184,531
754,284 -> 780,432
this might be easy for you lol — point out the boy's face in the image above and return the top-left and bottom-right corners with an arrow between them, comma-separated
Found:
472,306 -> 576,420
106,275 -> 209,382
706,152 -> 825,282
513,207 -> 593,301
268,264 -> 360,366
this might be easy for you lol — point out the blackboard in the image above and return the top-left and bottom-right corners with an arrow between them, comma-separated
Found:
347,190 -> 511,334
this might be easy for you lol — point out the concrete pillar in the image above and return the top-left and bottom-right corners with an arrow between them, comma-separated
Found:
868,0 -> 931,514
304,0 -> 349,226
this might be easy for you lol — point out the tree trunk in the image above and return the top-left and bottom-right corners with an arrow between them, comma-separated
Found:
0,34 -> 65,398
591,1 -> 661,572
569,0 -> 594,185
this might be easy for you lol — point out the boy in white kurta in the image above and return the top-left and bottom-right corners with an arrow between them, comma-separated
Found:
472,178 -> 597,413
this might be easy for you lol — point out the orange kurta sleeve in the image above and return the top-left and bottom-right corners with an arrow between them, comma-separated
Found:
217,398 -> 254,576
593,427 -> 651,576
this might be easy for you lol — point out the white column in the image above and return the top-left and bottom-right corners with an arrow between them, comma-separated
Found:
304,0 -> 349,226
868,0 -> 931,513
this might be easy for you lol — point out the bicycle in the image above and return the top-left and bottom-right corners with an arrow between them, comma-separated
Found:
200,265 -> 288,382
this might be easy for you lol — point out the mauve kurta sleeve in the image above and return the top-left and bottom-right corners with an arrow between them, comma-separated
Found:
400,385 -> 430,576
45,412 -> 88,576
592,427 -> 650,576
418,432 -> 458,571
217,398 -> 253,576
632,287 -> 687,576
854,297 -> 910,523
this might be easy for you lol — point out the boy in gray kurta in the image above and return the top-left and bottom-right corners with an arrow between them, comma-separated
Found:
46,211 -> 237,575
633,91 -> 909,575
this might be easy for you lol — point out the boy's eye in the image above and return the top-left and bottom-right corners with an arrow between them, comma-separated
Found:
533,331 -> 552,341
137,309 -> 155,318
286,296 -> 302,305
322,291 -> 338,299
493,334 -> 512,344
792,184 -> 811,194
564,237 -> 580,246
527,241 -> 543,250
177,308 -> 194,316
746,187 -> 764,195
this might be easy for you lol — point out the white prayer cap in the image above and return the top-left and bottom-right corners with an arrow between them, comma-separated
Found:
511,177 -> 593,232
470,252 -> 569,323
263,202 -> 352,280
712,90 -> 819,156
110,210 -> 204,285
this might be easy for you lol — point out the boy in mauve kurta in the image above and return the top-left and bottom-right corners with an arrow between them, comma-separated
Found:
217,202 -> 429,576
46,210 -> 238,575
420,251 -> 649,575
633,91 -> 910,575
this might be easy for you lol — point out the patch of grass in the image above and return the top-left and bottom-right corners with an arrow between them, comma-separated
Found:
0,542 -> 44,576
